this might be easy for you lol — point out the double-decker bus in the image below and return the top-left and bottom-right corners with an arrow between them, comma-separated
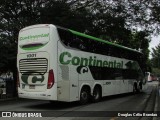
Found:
17,24 -> 146,104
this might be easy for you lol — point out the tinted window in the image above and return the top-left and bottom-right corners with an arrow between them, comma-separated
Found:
89,66 -> 141,80
57,27 -> 144,76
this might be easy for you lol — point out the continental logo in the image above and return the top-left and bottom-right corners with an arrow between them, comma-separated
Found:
21,74 -> 45,84
59,52 -> 124,68
20,33 -> 49,41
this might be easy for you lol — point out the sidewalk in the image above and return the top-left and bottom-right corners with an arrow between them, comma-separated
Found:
156,83 -> 160,111
0,94 -> 18,102
152,81 -> 160,120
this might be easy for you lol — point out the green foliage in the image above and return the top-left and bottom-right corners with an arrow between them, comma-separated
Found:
151,43 -> 160,68
152,68 -> 160,77
0,0 -> 155,74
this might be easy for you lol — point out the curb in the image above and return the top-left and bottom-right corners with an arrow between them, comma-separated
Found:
152,85 -> 159,120
0,97 -> 18,102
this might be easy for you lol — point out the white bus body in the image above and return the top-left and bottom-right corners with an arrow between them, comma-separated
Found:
17,24 -> 146,103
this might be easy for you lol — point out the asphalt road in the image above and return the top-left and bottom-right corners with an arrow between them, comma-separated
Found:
0,81 -> 159,120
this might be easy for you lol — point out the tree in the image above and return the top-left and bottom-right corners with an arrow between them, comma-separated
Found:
149,0 -> 160,34
0,0 -> 156,96
151,43 -> 160,68
0,0 -> 49,96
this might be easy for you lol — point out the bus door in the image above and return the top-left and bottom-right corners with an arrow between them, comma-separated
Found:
120,79 -> 128,93
103,80 -> 114,96
103,70 -> 118,95
69,66 -> 79,101
114,72 -> 124,94
115,71 -> 128,93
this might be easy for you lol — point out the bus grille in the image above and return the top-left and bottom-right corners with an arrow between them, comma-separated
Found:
19,58 -> 48,75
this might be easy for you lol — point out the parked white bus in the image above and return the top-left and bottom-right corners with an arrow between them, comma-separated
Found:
145,72 -> 151,82
17,24 -> 146,104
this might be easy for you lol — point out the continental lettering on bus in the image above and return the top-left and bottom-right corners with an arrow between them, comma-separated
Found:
59,51 -> 124,68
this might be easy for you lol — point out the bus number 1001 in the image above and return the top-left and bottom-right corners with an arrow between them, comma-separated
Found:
27,54 -> 36,58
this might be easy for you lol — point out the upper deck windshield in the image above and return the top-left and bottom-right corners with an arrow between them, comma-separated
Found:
18,26 -> 50,51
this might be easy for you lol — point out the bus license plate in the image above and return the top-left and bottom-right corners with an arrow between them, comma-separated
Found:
29,85 -> 35,89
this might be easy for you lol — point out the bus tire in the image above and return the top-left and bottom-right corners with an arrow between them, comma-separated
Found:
139,82 -> 142,92
92,86 -> 101,102
80,87 -> 90,104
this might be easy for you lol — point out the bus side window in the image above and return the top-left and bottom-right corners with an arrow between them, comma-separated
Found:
58,28 -> 71,47
70,36 -> 82,49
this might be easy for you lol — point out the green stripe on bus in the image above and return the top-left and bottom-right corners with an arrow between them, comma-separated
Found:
68,29 -> 140,53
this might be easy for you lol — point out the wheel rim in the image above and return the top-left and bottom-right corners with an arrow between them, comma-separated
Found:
94,90 -> 99,100
81,91 -> 88,100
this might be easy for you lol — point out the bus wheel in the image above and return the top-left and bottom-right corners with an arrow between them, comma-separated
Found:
139,83 -> 142,92
80,87 -> 90,104
92,87 -> 101,102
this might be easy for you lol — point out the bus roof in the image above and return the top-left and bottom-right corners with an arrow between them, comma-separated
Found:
68,29 -> 142,54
